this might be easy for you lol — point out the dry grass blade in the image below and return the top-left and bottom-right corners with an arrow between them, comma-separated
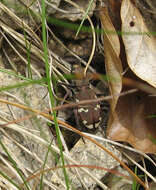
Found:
0,120 -> 108,190
64,0 -> 96,75
0,30 -> 41,77
0,97 -> 148,189
0,2 -> 42,46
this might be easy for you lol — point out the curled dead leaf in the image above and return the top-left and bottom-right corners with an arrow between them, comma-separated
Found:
99,6 -> 123,111
107,90 -> 156,154
121,0 -> 156,88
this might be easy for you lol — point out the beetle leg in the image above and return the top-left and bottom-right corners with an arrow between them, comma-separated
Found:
61,87 -> 72,105
74,108 -> 81,130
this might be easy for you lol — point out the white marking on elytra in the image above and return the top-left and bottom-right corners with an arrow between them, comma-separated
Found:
83,120 -> 87,125
78,108 -> 88,113
95,122 -> 100,128
76,99 -> 79,102
94,104 -> 100,111
86,124 -> 94,129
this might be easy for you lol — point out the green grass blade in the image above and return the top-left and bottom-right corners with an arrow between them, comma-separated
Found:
41,0 -> 69,189
0,78 -> 46,92
75,0 -> 94,37
0,170 -> 21,190
0,139 -> 30,190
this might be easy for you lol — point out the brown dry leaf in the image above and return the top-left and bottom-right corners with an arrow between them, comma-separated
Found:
101,2 -> 156,154
121,0 -> 156,88
99,6 -> 123,111
107,90 -> 156,154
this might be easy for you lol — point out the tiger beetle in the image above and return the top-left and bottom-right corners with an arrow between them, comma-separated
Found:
71,64 -> 101,130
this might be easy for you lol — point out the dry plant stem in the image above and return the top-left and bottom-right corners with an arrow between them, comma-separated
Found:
0,89 -> 137,123
123,152 -> 156,184
1,20 -> 67,83
84,133 -> 156,169
64,0 -> 96,76
1,128 -> 49,166
122,77 -> 156,94
0,89 -> 137,126
48,27 -> 90,72
0,30 -> 41,77
141,156 -> 149,189
0,2 -> 42,47
45,1 -> 71,13
54,89 -> 137,111
0,91 -> 148,189
0,125 -> 108,189
3,49 -> 17,71
0,24 -> 42,76
67,70 -> 156,95
21,164 -> 130,188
